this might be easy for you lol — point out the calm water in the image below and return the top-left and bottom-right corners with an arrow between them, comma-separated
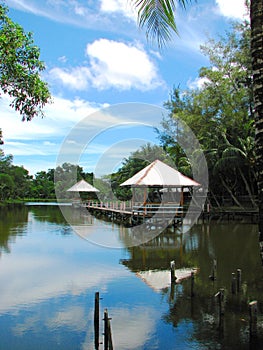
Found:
0,204 -> 262,350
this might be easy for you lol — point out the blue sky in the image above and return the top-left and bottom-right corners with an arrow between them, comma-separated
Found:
0,0 -> 248,177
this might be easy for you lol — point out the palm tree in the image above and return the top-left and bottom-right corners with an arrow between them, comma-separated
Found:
131,0 -> 263,263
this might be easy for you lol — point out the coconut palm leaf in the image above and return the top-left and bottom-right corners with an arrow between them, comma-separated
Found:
131,0 -> 192,47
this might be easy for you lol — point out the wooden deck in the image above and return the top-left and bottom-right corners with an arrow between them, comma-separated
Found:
83,201 -> 185,226
75,200 -> 259,226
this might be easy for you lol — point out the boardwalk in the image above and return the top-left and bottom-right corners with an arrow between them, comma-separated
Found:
84,201 -> 185,226
78,200 -> 259,226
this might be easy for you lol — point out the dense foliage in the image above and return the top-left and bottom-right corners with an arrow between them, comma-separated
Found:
0,4 -> 51,121
110,21 -> 257,208
158,22 -> 256,207
0,150 -> 94,201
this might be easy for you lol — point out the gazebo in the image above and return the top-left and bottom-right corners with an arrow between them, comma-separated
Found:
120,159 -> 200,213
67,179 -> 99,193
67,179 -> 99,206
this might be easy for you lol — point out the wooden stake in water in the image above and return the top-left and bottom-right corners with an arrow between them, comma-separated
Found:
236,269 -> 242,292
191,271 -> 195,297
170,260 -> 177,283
215,289 -> 225,327
249,301 -> 258,337
231,272 -> 237,294
94,292 -> 100,350
209,259 -> 217,281
104,309 -> 113,350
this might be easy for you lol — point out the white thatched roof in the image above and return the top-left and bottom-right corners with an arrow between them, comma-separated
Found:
120,159 -> 200,187
136,268 -> 198,292
67,179 -> 99,192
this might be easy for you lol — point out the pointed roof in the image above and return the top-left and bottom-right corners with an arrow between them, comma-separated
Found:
120,159 -> 200,187
67,179 -> 99,192
136,268 -> 198,292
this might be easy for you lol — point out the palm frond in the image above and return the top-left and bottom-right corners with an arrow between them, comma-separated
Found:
131,0 -> 192,48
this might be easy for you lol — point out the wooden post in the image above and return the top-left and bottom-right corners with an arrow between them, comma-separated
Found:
215,289 -> 225,325
231,272 -> 237,294
249,301 -> 258,337
170,260 -> 176,283
104,308 -> 113,350
209,259 -> 217,281
108,317 -> 114,350
191,271 -> 195,297
236,269 -> 242,292
104,309 -> 109,350
94,292 -> 100,350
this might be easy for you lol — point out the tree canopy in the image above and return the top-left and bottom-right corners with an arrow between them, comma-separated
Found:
0,4 -> 51,122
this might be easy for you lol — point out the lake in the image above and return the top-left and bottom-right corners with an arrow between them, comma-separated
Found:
0,204 -> 262,349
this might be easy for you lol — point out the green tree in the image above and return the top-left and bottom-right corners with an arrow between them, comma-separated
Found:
31,170 -> 55,199
250,1 -> 263,258
131,0 -> 263,263
0,4 -> 51,121
0,173 -> 14,200
159,22 -> 256,206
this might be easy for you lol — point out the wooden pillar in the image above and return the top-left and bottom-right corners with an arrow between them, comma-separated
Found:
209,259 -> 217,281
215,289 -> 225,325
237,269 -> 242,292
191,271 -> 195,297
94,292 -> 100,350
104,309 -> 109,350
249,301 -> 258,337
170,260 -> 176,283
180,187 -> 184,206
231,272 -> 237,294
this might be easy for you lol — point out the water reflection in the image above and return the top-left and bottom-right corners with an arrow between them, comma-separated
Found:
0,205 -> 262,349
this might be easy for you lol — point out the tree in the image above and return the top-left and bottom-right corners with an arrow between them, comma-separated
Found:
131,0 -> 191,47
0,4 -> 51,122
0,173 -> 14,200
250,1 -> 263,261
132,0 -> 263,264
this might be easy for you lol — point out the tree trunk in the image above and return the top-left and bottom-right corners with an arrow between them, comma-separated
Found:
250,0 -> 263,265
238,167 -> 257,207
220,175 -> 244,208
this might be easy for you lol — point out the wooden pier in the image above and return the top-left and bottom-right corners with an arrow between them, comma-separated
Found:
84,201 -> 185,227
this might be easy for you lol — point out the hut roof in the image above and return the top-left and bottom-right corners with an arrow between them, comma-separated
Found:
120,159 -> 200,187
136,268 -> 198,292
67,179 -> 99,192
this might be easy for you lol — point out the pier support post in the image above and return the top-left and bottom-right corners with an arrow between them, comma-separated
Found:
191,271 -> 195,297
94,292 -> 100,350
236,269 -> 242,293
249,301 -> 258,337
231,272 -> 237,294
104,309 -> 109,350
215,289 -> 225,327
170,260 -> 176,283
209,259 -> 217,281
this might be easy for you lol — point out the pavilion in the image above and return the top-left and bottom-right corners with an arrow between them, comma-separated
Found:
120,159 -> 200,211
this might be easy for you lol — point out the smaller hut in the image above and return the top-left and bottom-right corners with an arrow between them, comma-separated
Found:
67,179 -> 99,206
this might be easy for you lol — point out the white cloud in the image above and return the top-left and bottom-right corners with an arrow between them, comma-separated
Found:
87,39 -> 162,90
0,94 -> 102,141
215,0 -> 248,19
187,76 -> 210,90
49,39 -> 163,91
49,66 -> 91,90
100,0 -> 136,20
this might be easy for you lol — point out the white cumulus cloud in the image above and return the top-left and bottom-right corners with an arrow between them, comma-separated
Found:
49,39 -> 163,91
215,0 -> 248,19
100,0 -> 136,20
